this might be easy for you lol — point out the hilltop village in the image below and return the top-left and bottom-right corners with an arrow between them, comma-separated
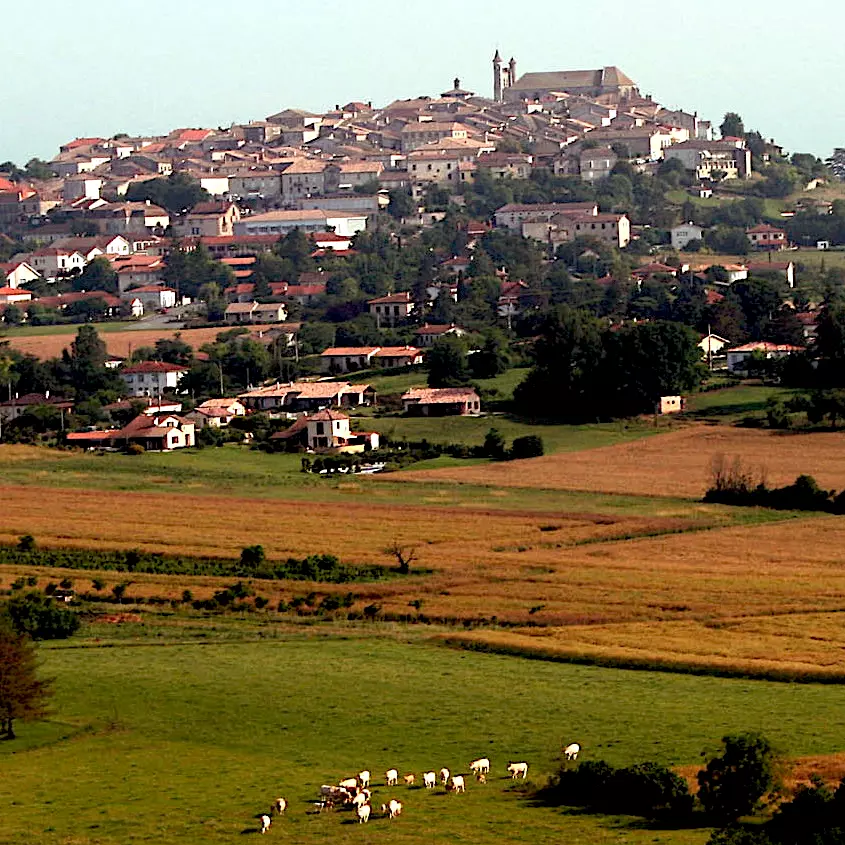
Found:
0,52 -> 842,451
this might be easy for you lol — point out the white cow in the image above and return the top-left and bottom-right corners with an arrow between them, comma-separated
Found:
388,799 -> 403,819
352,791 -> 368,810
357,803 -> 371,824
358,770 -> 371,788
259,814 -> 271,834
385,768 -> 399,786
451,775 -> 466,793
564,742 -> 581,761
273,797 -> 286,815
423,771 -> 436,789
440,767 -> 450,786
469,757 -> 490,775
338,777 -> 358,790
403,773 -> 415,786
507,762 -> 529,779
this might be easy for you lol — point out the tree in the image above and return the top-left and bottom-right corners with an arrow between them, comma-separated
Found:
698,732 -> 781,822
71,257 -> 118,294
61,325 -> 122,399
3,593 -> 79,640
469,330 -> 511,379
427,335 -> 471,387
483,427 -> 507,460
0,622 -> 52,740
387,188 -> 415,219
125,172 -> 209,213
384,541 -> 417,574
720,112 -> 745,139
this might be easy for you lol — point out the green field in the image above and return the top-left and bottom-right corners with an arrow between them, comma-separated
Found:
4,627 -> 845,845
685,384 -> 791,420
0,321 -> 137,338
344,366 -> 530,400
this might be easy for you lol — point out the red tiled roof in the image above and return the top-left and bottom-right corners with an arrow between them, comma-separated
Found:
402,387 -> 479,404
121,361 -> 189,374
367,292 -> 411,305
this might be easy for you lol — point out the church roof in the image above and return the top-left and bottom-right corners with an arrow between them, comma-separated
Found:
510,67 -> 635,92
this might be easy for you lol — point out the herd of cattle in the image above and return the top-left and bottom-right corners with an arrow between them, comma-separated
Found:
256,743 -> 581,834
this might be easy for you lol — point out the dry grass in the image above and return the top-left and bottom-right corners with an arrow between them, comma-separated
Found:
396,426 -> 845,498
4,325 -> 272,360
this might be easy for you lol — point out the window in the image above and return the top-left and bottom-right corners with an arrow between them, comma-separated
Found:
316,422 -> 325,434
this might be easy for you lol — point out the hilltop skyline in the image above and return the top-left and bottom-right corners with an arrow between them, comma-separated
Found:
2,0 -> 842,164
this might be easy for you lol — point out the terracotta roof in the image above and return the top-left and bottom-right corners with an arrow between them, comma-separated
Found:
367,291 -> 412,305
373,346 -> 421,357
308,409 -> 349,422
321,347 -> 380,357
122,361 -> 189,374
402,387 -> 479,404
416,323 -> 463,335
728,342 -> 805,353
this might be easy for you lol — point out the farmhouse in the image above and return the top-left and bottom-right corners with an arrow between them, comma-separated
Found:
368,291 -> 414,326
401,387 -> 481,416
726,341 -> 805,374
0,392 -> 74,424
185,398 -> 246,429
112,413 -> 196,451
238,381 -> 374,412
320,345 -> 423,373
414,323 -> 468,348
272,409 -> 380,453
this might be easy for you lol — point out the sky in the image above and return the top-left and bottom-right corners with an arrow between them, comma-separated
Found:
2,0 -> 842,165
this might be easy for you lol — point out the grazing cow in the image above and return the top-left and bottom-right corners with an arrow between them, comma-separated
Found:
423,771 -> 436,789
476,773 -> 487,784
357,803 -> 371,824
403,773 -> 415,786
507,762 -> 529,779
259,814 -> 271,834
388,799 -> 403,819
451,775 -> 466,793
338,777 -> 358,790
564,742 -> 581,761
352,791 -> 368,810
386,768 -> 399,786
440,767 -> 450,786
358,770 -> 371,789
469,758 -> 490,775
273,797 -> 286,815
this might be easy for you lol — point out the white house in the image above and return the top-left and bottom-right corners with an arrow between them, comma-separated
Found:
367,291 -> 414,326
126,285 -> 177,311
0,260 -> 40,289
726,341 -> 805,374
121,361 -> 189,397
26,248 -> 86,281
671,223 -> 705,251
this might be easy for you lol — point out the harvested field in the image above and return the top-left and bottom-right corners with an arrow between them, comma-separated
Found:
3,325 -> 271,360
5,483 -> 845,678
396,425 -> 845,498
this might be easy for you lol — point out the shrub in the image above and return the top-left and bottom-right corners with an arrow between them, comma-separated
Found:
2,592 -> 80,640
126,443 -> 145,455
17,535 -> 36,552
510,435 -> 544,460
698,732 -> 781,823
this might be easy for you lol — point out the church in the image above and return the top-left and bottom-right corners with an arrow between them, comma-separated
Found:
493,51 -> 639,103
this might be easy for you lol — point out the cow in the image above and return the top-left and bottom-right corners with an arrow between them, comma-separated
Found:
564,742 -> 581,761
352,791 -> 368,810
358,770 -> 371,789
451,775 -> 466,793
273,798 -> 286,815
403,774 -> 415,786
388,799 -> 403,819
476,773 -> 487,784
385,768 -> 399,786
423,771 -> 436,789
440,767 -> 450,786
357,803 -> 371,824
469,758 -> 490,775
338,777 -> 358,791
507,762 -> 529,779
259,814 -> 271,834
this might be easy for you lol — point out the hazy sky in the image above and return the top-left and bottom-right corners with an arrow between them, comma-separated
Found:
2,0 -> 842,165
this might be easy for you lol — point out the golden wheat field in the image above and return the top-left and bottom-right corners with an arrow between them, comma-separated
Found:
397,426 -> 845,498
3,325 -> 272,360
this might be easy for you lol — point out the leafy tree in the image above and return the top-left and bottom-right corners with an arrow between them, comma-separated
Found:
274,229 -> 314,274
153,335 -> 193,365
61,325 -> 122,399
469,329 -> 510,379
2,304 -> 23,326
3,592 -> 79,640
720,112 -> 745,139
732,278 -> 783,340
510,434 -> 544,459
483,427 -> 507,460
387,188 -> 415,219
0,621 -> 52,740
125,172 -> 209,213
427,335 -> 471,387
71,257 -> 118,294
698,732 -> 781,822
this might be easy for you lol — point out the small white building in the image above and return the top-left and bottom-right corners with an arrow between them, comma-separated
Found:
367,291 -> 414,326
121,361 -> 189,397
671,223 -> 705,251
126,285 -> 177,311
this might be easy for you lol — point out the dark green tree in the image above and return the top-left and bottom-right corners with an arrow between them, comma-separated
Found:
720,112 -> 745,138
71,257 -> 118,294
698,732 -> 781,823
0,621 -> 52,740
427,335 -> 471,387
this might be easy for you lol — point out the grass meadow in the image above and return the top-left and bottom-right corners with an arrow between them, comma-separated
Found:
5,631 -> 845,845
